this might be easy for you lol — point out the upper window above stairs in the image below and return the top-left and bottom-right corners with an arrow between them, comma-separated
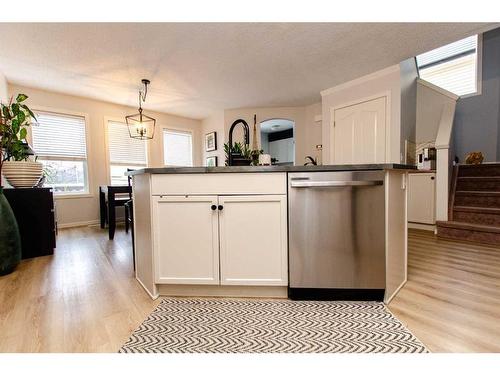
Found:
416,35 -> 481,98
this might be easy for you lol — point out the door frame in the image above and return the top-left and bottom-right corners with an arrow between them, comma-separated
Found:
330,91 -> 391,164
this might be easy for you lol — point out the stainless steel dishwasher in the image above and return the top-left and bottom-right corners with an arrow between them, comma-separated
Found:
288,170 -> 385,300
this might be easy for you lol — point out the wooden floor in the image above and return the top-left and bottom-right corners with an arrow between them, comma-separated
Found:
0,226 -> 499,352
388,229 -> 500,352
0,225 -> 158,352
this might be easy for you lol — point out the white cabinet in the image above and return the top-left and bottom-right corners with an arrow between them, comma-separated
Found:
218,195 -> 288,286
152,194 -> 288,287
408,173 -> 436,224
153,195 -> 220,284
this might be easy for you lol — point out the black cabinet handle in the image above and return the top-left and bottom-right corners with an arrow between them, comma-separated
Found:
218,205 -> 223,211
431,176 -> 435,180
211,205 -> 217,211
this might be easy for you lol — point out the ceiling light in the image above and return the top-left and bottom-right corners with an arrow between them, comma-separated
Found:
126,79 -> 156,140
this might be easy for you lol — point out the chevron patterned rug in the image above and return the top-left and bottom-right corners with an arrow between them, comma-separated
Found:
120,297 -> 427,353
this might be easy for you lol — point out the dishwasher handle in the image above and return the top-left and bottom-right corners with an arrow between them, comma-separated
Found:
290,180 -> 383,188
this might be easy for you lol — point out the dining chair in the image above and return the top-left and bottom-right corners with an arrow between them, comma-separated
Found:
124,169 -> 135,270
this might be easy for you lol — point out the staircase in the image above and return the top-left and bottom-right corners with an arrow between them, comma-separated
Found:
437,163 -> 500,245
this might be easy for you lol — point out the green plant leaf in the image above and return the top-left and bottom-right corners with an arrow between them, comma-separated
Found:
2,105 -> 11,120
17,110 -> 25,125
11,103 -> 19,116
16,94 -> 28,103
20,104 -> 36,120
11,118 -> 19,134
19,127 -> 27,140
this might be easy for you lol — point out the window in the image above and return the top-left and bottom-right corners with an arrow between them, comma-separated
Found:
416,35 -> 480,97
107,120 -> 147,185
163,129 -> 193,166
32,111 -> 89,195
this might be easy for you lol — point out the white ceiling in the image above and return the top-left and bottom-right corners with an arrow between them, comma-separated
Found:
0,23 -> 496,119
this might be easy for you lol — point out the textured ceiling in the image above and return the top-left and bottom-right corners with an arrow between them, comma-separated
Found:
0,23 -> 496,119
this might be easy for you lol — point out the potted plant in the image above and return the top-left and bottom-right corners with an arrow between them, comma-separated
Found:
224,142 -> 263,166
0,94 -> 42,188
0,94 -> 31,276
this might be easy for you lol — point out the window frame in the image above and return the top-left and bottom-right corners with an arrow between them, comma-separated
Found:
104,116 -> 149,186
416,34 -> 483,99
29,106 -> 93,199
161,126 -> 194,167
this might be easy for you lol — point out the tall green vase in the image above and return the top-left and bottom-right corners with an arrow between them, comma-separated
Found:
0,187 -> 22,276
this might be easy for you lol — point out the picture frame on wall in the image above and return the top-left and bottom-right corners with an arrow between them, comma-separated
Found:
205,131 -> 217,152
206,156 -> 218,167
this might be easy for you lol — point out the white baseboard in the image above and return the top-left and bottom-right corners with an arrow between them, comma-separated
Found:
57,218 -> 127,229
57,219 -> 100,229
384,277 -> 407,304
408,222 -> 436,232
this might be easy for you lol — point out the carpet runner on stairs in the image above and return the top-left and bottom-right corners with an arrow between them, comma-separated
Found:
437,163 -> 500,245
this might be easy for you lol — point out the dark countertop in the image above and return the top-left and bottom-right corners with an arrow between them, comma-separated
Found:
127,164 -> 416,175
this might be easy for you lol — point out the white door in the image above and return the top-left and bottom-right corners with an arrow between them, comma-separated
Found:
152,195 -> 219,284
218,195 -> 288,286
408,173 -> 436,224
333,96 -> 387,164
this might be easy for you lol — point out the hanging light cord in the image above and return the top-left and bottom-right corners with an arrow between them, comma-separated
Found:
138,80 -> 149,113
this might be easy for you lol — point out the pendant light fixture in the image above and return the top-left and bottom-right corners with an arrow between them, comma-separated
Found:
126,79 -> 156,140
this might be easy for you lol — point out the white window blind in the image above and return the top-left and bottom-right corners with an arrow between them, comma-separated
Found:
416,35 -> 479,97
32,111 -> 87,159
31,111 -> 89,195
107,121 -> 147,165
163,129 -> 193,166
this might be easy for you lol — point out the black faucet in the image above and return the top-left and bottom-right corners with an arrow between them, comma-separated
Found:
228,118 -> 250,166
304,156 -> 317,166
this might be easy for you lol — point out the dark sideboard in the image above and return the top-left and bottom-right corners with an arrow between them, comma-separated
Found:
3,188 -> 56,259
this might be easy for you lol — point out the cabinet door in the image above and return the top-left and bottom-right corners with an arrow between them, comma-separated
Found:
152,195 -> 219,284
218,195 -> 288,286
408,173 -> 436,224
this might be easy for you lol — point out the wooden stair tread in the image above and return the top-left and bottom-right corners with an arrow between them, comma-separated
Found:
455,191 -> 500,196
459,163 -> 500,168
458,176 -> 500,181
453,206 -> 500,214
436,220 -> 500,233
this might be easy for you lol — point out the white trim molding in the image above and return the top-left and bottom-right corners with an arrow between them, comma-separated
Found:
417,78 -> 459,101
320,65 -> 400,97
57,219 -> 100,229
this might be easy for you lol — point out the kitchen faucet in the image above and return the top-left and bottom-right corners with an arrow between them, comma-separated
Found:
304,156 -> 317,166
228,118 -> 250,166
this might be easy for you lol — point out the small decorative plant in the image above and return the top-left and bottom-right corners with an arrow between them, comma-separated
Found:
0,94 -> 36,161
0,94 -> 40,188
224,142 -> 263,166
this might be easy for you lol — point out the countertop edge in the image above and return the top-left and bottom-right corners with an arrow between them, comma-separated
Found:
126,164 -> 416,176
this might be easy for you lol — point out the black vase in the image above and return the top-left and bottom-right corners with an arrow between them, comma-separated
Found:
0,187 -> 22,275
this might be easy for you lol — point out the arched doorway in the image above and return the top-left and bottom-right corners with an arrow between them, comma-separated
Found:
259,118 -> 295,166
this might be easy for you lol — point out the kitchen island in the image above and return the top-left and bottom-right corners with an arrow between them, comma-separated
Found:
128,164 -> 413,303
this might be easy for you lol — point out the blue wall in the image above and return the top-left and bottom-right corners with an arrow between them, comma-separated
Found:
453,27 -> 500,162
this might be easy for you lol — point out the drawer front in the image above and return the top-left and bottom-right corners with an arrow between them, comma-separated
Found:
151,173 -> 287,195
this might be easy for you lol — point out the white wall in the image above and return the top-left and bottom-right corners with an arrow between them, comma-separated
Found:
0,71 -> 8,187
399,58 -> 418,163
8,84 -> 202,226
321,65 -> 402,164
0,71 -> 7,103
201,110 -> 225,166
223,103 -> 321,166
416,79 -> 458,144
